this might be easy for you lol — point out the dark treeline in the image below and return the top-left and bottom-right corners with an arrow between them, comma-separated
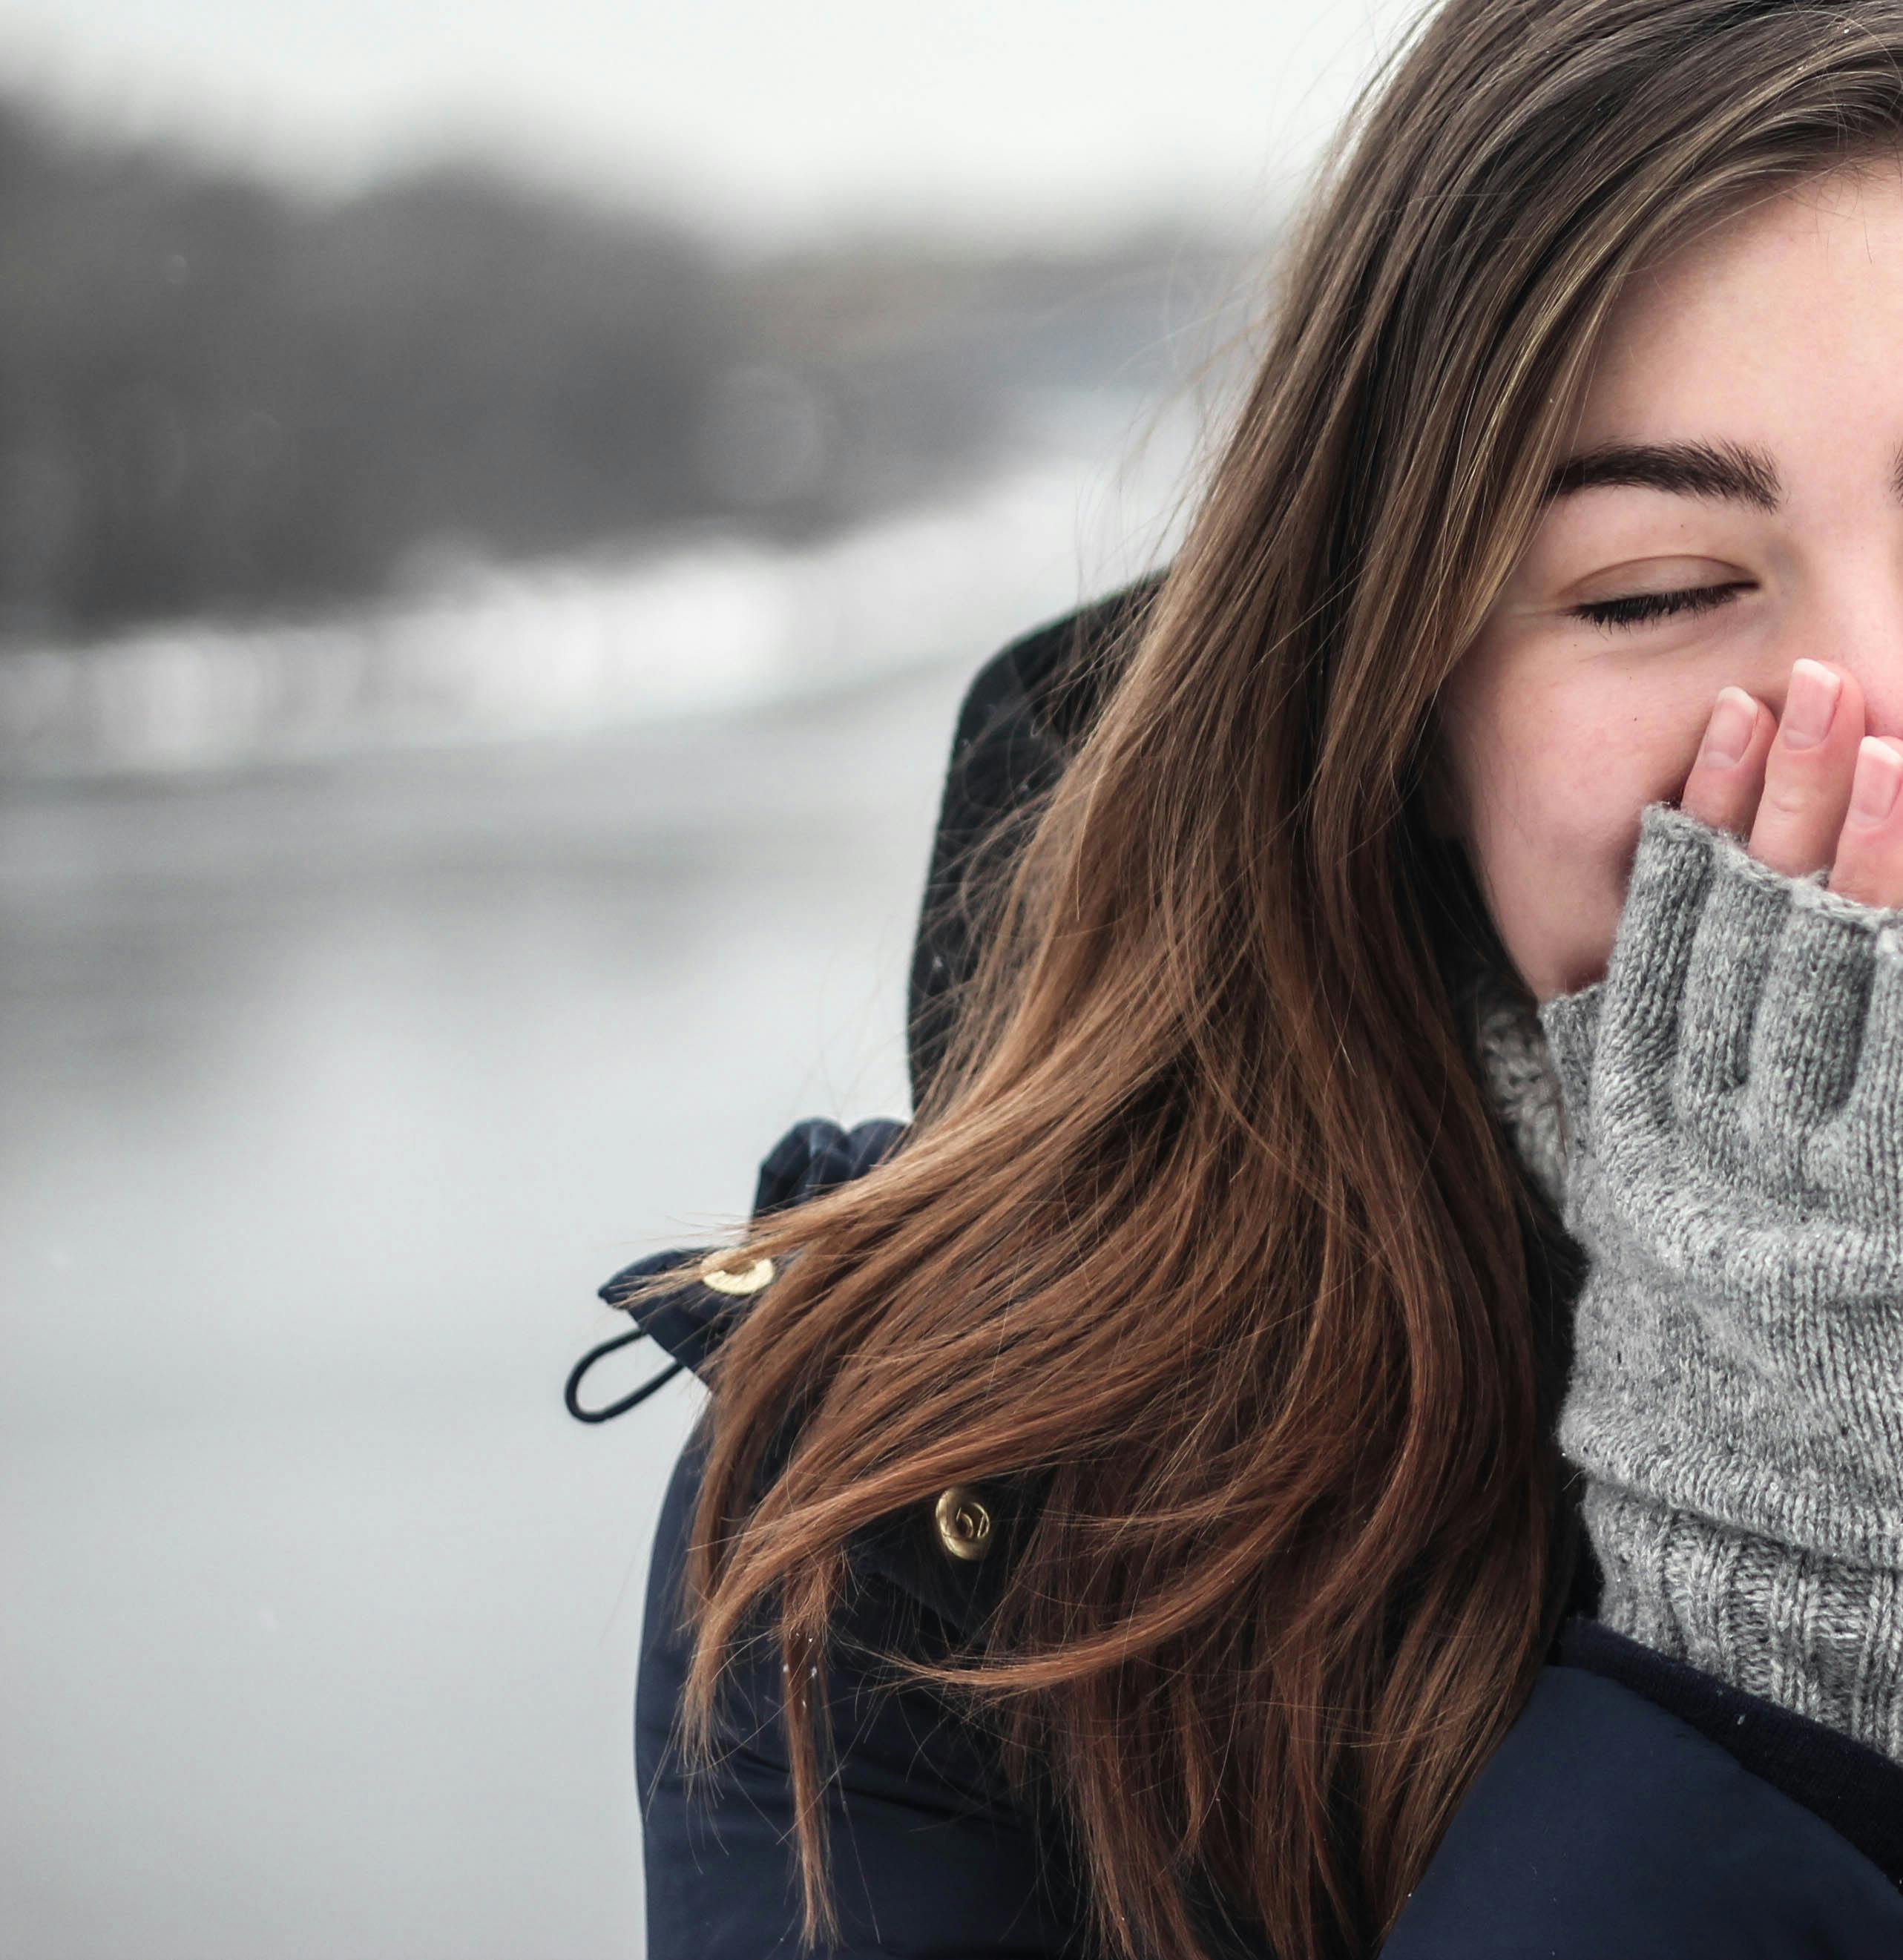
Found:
0,93 -> 1261,645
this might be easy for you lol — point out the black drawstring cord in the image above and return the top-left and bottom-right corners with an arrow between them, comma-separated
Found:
567,1116 -> 906,1427
563,1327 -> 687,1424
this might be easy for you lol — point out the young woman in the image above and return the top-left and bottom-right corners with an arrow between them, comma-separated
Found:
573,2 -> 1903,1953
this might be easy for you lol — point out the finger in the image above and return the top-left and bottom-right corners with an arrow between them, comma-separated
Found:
1749,659 -> 1865,878
1680,686 -> 1772,837
1827,736 -> 1903,912
1594,803 -> 1715,1099
1742,887 -> 1876,1168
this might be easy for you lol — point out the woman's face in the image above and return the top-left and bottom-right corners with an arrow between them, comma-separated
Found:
1436,162 -> 1903,1004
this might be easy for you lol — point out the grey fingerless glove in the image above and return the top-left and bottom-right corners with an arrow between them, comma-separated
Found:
1539,798 -> 1903,1763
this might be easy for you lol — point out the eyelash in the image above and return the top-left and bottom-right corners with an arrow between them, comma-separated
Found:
1570,582 -> 1752,630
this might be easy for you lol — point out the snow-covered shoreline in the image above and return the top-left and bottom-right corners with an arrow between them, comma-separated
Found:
0,395 -> 1205,785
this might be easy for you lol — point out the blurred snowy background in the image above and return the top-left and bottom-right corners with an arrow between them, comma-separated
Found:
0,3 -> 1415,1954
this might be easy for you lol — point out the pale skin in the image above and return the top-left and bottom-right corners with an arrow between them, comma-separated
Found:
1433,161 -> 1903,1006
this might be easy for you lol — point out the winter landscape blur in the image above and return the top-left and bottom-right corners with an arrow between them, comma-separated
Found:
0,4 -> 1358,1951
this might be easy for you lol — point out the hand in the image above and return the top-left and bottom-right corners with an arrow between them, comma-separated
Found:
1678,657 -> 1903,908
1536,750 -> 1903,1752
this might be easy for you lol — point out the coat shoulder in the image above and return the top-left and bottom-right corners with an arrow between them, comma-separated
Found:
1383,1662 -> 1903,1957
592,1111 -> 1042,1644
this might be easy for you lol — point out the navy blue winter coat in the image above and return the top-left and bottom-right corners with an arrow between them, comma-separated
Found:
571,580 -> 1903,1957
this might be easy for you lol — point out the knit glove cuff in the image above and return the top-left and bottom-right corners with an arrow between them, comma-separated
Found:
1538,800 -> 1903,1750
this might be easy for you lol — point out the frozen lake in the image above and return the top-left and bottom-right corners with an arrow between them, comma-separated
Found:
0,647 -> 1024,1959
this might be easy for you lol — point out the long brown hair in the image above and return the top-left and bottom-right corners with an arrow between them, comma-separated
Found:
621,4 -> 1903,1954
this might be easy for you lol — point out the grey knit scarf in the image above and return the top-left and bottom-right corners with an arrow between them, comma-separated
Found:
1453,806 -> 1903,1766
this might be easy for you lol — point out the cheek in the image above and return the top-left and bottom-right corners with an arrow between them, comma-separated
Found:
1479,803 -> 1629,993
1466,674 -> 1655,815
1456,679 -> 1692,999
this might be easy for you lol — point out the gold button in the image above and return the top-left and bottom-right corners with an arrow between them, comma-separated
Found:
933,1484 -> 993,1562
698,1253 -> 776,1296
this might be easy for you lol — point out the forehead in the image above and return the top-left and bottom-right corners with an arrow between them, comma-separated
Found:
1573,162 -> 1903,450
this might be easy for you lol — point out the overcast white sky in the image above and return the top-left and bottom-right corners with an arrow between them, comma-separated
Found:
0,0 -> 1424,247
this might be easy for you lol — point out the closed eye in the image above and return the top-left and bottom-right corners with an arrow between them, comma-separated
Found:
1569,582 -> 1752,630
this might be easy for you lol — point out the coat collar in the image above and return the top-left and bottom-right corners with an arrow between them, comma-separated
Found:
587,1116 -> 1025,1640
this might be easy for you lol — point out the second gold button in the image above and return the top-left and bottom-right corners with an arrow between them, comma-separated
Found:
933,1485 -> 994,1562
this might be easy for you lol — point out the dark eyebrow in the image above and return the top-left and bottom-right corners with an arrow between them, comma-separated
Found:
1543,438 -> 1783,512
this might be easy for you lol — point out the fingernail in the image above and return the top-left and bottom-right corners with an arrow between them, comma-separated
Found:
1782,659 -> 1841,748
1850,737 -> 1902,824
1700,688 -> 1758,769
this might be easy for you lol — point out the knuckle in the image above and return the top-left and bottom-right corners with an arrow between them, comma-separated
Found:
1761,775 -> 1814,818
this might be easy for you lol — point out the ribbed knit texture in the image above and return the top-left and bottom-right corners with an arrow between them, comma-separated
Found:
1459,948 -> 1571,1220
1502,799 -> 1903,1765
